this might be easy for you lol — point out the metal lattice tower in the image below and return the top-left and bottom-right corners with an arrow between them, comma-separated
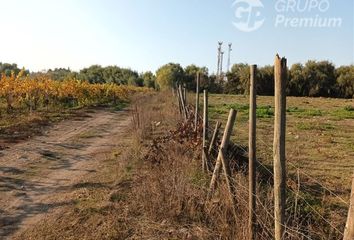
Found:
216,42 -> 223,77
227,43 -> 232,73
220,51 -> 224,78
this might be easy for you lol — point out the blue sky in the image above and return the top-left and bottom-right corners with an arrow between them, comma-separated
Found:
0,0 -> 353,73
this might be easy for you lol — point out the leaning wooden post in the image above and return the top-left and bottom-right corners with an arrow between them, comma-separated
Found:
178,84 -> 187,120
273,55 -> 287,240
177,85 -> 183,115
202,89 -> 209,171
220,147 -> 237,220
208,121 -> 221,156
208,109 -> 237,198
207,121 -> 221,170
178,84 -> 183,115
344,171 -> 354,240
194,72 -> 200,131
249,64 -> 257,240
183,85 -> 187,106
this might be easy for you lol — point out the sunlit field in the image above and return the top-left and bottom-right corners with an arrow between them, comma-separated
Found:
207,93 -> 354,227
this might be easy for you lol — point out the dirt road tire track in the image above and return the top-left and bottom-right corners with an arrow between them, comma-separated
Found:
0,108 -> 131,239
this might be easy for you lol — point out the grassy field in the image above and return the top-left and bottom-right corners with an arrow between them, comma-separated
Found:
10,92 -> 353,239
207,94 -> 354,229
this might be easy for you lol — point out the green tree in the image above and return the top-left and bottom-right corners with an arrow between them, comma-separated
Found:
184,65 -> 208,90
257,65 -> 274,96
120,68 -> 139,86
224,63 -> 249,94
78,65 -> 140,85
102,66 -> 124,84
0,62 -> 27,76
128,75 -> 143,87
303,60 -> 336,97
155,63 -> 184,90
225,71 -> 241,94
47,68 -> 73,81
79,65 -> 105,83
336,65 -> 354,98
288,63 -> 306,96
141,71 -> 156,88
208,74 -> 224,93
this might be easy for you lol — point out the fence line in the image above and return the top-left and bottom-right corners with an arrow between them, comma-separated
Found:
231,177 -> 314,240
249,64 -> 257,240
173,53 -> 352,239
254,158 -> 345,237
196,108 -> 348,238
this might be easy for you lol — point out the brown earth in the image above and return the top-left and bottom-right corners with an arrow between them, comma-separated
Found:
0,108 -> 131,239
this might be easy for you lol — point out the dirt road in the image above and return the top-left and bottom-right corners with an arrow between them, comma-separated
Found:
0,108 -> 131,239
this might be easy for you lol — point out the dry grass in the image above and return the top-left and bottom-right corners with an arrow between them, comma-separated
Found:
0,105 -> 86,147
208,93 -> 354,238
208,94 -> 354,186
15,92 -> 352,239
13,92 -> 234,239
0,100 -> 127,147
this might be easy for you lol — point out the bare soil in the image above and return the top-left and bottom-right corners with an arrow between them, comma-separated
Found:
0,108 -> 131,239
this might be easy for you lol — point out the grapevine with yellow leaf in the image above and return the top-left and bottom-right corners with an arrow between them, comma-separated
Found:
0,70 -> 148,113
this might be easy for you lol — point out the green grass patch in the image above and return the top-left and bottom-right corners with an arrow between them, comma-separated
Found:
344,105 -> 354,111
113,101 -> 129,111
255,106 -> 274,118
210,103 -> 274,118
287,106 -> 305,113
296,122 -> 335,131
209,105 -> 229,115
227,103 -> 250,111
297,109 -> 323,117
330,106 -> 354,120
286,106 -> 323,117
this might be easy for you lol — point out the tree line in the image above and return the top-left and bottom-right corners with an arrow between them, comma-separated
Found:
0,63 -> 156,89
226,61 -> 354,98
156,61 -> 353,99
1,61 -> 353,98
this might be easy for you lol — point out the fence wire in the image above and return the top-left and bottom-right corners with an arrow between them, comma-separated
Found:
177,92 -> 349,239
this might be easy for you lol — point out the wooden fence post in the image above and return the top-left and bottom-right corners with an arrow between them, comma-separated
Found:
249,64 -> 257,240
208,109 -> 237,198
178,84 -> 188,120
203,89 -> 209,139
220,147 -> 238,220
207,121 -> 221,171
273,55 -> 287,240
344,172 -> 354,240
202,89 -> 209,171
177,85 -> 183,115
178,85 -> 183,117
195,72 -> 200,131
219,148 -> 237,216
